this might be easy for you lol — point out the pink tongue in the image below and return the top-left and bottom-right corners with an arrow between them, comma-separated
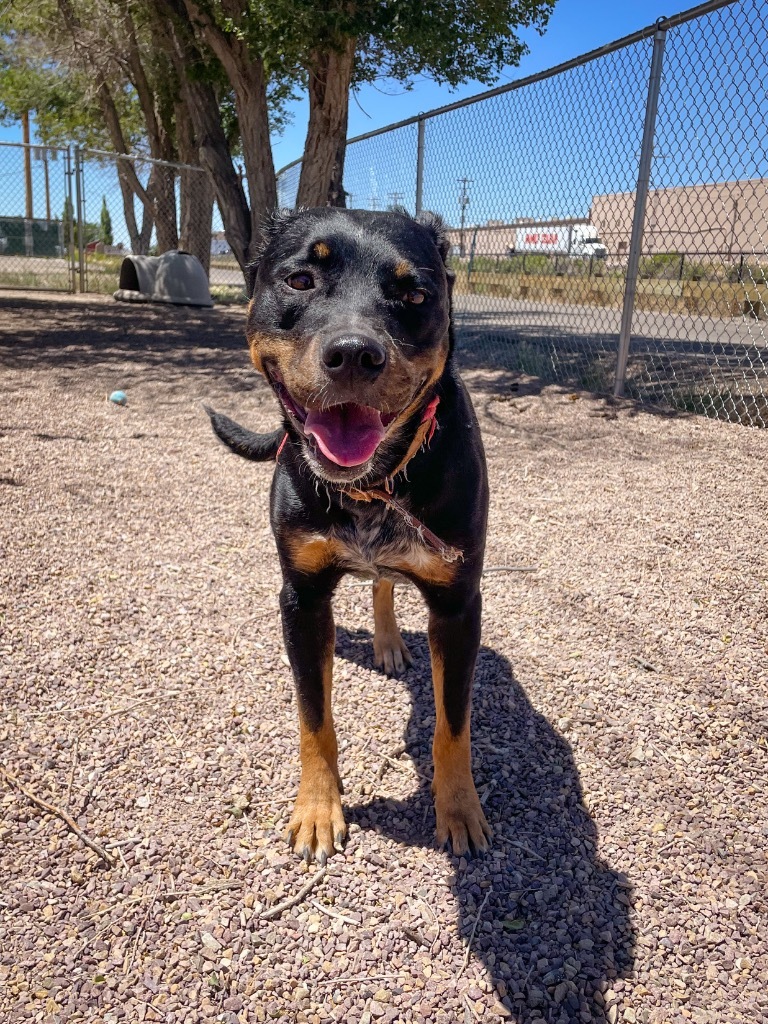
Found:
304,404 -> 386,467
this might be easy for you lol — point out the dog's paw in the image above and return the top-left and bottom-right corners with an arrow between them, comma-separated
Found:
286,770 -> 346,865
434,784 -> 492,857
373,631 -> 412,675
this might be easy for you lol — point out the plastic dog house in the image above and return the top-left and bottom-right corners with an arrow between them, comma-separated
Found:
113,250 -> 213,307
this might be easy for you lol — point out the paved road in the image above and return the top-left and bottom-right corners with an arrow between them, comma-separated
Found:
2,255 -> 765,359
453,293 -> 767,352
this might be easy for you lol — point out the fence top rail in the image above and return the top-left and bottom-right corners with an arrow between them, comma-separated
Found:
0,140 -> 71,155
275,0 -> 736,178
79,147 -> 205,173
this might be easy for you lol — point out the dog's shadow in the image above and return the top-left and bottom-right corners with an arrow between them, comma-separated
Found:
336,626 -> 635,1022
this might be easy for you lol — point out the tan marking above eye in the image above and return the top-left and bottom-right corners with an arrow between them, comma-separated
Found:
394,260 -> 413,279
313,242 -> 331,259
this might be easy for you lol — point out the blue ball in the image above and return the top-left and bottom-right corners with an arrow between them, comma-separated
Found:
109,390 -> 128,406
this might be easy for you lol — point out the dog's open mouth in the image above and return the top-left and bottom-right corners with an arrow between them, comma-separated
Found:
305,405 -> 395,467
271,374 -> 397,468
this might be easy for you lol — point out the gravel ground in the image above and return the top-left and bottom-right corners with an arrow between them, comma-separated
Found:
1,293 -> 766,1024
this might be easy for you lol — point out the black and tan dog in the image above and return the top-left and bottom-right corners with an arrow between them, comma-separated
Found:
206,207 -> 491,864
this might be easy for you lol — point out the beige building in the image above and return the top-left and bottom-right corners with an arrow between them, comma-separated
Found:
590,178 -> 768,258
446,179 -> 768,261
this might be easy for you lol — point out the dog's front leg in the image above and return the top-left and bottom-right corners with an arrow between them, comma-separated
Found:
427,588 -> 492,856
280,579 -> 346,864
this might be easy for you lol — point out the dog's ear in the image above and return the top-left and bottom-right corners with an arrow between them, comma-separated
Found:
417,211 -> 451,265
265,207 -> 302,239
245,259 -> 259,298
247,208 -> 302,296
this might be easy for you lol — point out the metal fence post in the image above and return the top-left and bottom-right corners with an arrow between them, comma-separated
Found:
415,116 -> 425,217
73,146 -> 86,293
64,147 -> 77,293
613,20 -> 668,398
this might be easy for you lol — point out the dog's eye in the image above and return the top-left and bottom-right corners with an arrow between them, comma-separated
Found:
286,272 -> 314,291
402,289 -> 427,305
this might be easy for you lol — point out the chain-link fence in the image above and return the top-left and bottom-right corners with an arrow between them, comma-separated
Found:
1,0 -> 766,425
74,150 -> 244,300
277,0 -> 767,427
0,141 -> 76,292
0,144 -> 246,301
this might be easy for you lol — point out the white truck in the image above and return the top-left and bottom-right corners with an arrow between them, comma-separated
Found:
510,222 -> 607,259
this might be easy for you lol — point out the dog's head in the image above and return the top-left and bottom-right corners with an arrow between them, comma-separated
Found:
246,207 -> 454,484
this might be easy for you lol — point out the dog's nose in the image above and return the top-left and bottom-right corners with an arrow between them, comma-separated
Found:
321,335 -> 387,379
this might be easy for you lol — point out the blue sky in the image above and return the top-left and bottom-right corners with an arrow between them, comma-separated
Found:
270,0 -> 673,171
8,0 -> 763,248
1,0 -> 673,157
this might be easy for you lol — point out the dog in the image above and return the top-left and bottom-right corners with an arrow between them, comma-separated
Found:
206,207 -> 490,864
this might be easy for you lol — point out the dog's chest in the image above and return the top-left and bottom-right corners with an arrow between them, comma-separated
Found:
331,505 -> 454,585
337,505 -> 411,577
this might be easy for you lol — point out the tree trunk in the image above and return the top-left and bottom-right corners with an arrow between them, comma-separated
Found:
182,0 -> 276,257
148,163 -> 179,254
327,110 -> 349,208
96,83 -> 155,222
137,196 -> 154,255
121,8 -> 178,252
184,82 -> 249,269
297,38 -> 356,209
178,166 -> 214,273
176,100 -> 214,275
115,163 -> 144,254
154,0 -> 252,272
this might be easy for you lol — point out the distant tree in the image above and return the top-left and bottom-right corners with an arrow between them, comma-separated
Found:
61,196 -> 98,250
61,195 -> 74,249
100,196 -> 113,245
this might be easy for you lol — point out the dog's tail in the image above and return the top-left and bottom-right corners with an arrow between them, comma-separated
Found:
203,405 -> 283,462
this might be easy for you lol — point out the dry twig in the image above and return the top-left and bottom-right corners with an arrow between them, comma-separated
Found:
457,890 -> 491,979
631,654 -> 658,672
509,840 -> 546,862
308,898 -> 359,926
482,565 -> 539,574
463,992 -> 482,1021
125,888 -> 158,975
260,867 -> 327,920
0,766 -> 115,865
314,973 -> 402,989
65,737 -> 79,808
376,744 -> 406,782
75,694 -> 182,739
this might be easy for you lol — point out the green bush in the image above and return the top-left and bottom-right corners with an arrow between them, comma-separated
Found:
726,262 -> 768,285
639,253 -> 684,279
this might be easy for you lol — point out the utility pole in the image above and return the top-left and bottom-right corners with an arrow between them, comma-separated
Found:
22,110 -> 33,220
387,191 -> 405,211
368,195 -> 379,211
458,177 -> 473,258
